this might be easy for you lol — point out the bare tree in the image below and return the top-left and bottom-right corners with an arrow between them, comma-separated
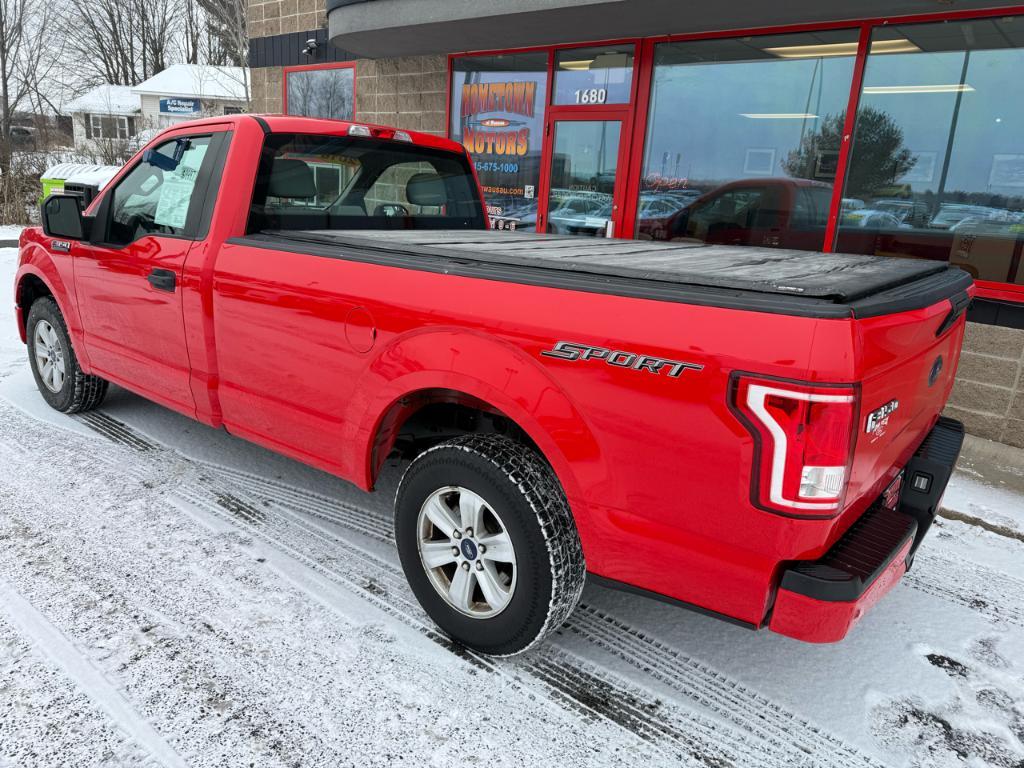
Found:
138,0 -> 177,77
181,0 -> 203,65
197,0 -> 247,68
0,0 -> 30,149
60,0 -> 183,89
0,0 -> 55,222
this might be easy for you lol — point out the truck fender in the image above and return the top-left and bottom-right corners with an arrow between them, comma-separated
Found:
343,327 -> 611,552
14,244 -> 90,369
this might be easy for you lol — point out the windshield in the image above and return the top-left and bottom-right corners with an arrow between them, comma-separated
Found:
247,133 -> 486,234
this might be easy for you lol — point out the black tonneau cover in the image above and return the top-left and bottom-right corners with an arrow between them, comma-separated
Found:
239,229 -> 972,319
287,230 -> 950,302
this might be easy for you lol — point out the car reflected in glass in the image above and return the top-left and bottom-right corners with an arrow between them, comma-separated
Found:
637,178 -> 835,250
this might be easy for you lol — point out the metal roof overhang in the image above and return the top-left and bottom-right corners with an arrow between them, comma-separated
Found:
327,0 -> 1024,58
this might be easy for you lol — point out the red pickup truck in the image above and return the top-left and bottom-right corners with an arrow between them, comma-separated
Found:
17,115 -> 971,655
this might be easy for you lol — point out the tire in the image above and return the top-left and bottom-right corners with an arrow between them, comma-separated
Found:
26,297 -> 108,414
395,434 -> 586,656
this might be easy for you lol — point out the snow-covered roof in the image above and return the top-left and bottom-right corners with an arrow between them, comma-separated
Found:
65,165 -> 121,190
64,85 -> 140,116
132,64 -> 249,101
42,162 -> 115,180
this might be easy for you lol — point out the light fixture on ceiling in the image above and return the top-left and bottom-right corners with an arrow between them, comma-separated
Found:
764,38 -> 920,58
740,112 -> 819,119
862,83 -> 975,94
559,59 -> 594,71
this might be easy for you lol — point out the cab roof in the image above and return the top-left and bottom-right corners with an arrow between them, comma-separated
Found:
175,113 -> 466,155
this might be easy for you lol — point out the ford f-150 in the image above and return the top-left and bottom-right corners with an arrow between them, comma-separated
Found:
16,114 -> 972,655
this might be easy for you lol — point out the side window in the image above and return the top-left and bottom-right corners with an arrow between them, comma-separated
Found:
792,187 -> 832,228
107,135 -> 211,246
364,161 -> 441,217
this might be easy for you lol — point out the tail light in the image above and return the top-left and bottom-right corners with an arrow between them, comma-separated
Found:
730,374 -> 859,517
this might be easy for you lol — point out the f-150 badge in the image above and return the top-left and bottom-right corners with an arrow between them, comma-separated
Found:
866,399 -> 899,435
541,341 -> 703,378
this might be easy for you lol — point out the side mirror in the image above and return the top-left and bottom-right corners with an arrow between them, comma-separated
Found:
41,194 -> 90,240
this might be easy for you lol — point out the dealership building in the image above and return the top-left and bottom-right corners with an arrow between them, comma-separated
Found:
246,0 -> 1024,447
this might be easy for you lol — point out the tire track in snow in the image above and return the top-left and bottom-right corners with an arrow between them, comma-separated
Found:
0,577 -> 183,768
905,550 -> 1024,630
4,406 -> 670,767
0,435 -> 412,767
77,411 -> 884,768
174,477 -> 755,767
206,464 -> 882,768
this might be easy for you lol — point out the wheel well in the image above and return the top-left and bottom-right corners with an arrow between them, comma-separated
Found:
370,388 -> 540,483
16,275 -> 53,334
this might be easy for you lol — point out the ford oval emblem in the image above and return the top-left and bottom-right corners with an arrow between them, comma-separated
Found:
928,355 -> 944,387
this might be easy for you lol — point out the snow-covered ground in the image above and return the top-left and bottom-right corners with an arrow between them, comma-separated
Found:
1,243 -> 1023,768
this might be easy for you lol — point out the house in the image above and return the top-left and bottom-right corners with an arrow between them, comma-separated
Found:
64,84 -> 141,152
64,66 -> 250,156
131,64 -> 250,130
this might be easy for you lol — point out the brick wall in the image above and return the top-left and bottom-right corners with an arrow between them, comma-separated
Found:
353,56 -> 448,136
250,66 -> 284,113
249,55 -> 447,130
945,321 -> 1024,448
247,0 -> 447,130
247,0 -> 326,113
248,0 -> 324,39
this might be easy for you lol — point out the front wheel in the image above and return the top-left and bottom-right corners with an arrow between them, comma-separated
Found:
395,434 -> 585,656
26,297 -> 108,413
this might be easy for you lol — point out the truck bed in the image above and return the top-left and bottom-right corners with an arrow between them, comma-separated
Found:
240,229 -> 973,319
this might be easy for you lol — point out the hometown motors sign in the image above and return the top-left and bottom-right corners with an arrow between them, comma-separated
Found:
160,98 -> 202,115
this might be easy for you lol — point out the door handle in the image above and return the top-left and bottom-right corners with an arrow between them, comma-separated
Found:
147,268 -> 176,292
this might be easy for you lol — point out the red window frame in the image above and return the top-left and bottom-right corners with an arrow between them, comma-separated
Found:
282,61 -> 357,117
448,5 -> 1024,303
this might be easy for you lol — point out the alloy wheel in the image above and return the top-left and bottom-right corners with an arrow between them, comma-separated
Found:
416,486 -> 518,618
33,320 -> 66,393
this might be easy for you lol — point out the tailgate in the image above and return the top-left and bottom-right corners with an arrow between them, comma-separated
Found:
845,290 -> 971,511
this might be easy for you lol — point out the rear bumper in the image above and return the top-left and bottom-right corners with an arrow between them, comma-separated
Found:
768,417 -> 964,643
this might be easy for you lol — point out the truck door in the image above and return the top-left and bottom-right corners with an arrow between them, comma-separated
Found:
74,130 -> 227,415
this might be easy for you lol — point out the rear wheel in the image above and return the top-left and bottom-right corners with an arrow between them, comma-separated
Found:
395,434 -> 585,656
26,298 -> 108,413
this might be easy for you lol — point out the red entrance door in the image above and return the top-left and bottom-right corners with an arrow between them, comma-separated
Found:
537,43 -> 642,238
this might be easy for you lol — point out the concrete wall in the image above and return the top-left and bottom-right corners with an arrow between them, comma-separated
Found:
945,321 -> 1024,449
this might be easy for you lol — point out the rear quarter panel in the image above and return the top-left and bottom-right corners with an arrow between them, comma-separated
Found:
210,240 -> 858,625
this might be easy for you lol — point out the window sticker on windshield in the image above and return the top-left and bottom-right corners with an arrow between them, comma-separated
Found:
154,143 -> 209,229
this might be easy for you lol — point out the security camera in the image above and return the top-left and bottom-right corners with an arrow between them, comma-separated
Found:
302,38 -> 319,56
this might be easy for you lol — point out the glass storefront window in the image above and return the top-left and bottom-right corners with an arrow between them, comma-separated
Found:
285,66 -> 355,120
636,30 -> 859,249
450,52 -> 549,232
553,45 -> 634,105
546,120 -> 622,236
836,18 -> 1024,288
